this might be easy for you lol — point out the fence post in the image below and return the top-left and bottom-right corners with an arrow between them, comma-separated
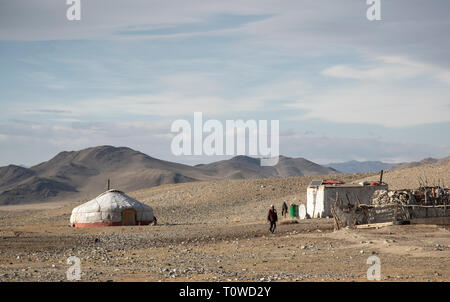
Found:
394,200 -> 398,222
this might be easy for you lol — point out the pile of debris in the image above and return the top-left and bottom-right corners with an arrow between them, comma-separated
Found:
372,189 -> 416,205
328,173 -> 449,229
372,186 -> 449,206
413,186 -> 449,205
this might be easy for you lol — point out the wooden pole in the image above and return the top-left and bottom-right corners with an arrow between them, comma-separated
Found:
107,179 -> 110,190
444,200 -> 446,216
332,192 -> 340,230
379,170 -> 383,185
394,200 -> 398,222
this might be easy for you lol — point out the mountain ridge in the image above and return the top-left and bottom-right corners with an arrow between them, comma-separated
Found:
325,160 -> 398,174
2,145 -> 447,206
0,145 -> 338,205
389,156 -> 450,171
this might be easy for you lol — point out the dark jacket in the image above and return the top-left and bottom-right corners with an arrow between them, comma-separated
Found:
268,209 -> 278,222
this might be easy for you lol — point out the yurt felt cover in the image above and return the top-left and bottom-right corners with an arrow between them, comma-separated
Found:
70,190 -> 154,227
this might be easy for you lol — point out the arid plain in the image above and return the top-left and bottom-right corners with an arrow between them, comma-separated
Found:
1,160 -> 449,282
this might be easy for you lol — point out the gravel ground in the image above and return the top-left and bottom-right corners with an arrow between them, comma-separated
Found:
0,173 -> 449,282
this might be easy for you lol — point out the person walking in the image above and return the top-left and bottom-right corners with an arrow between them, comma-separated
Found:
282,201 -> 288,217
267,205 -> 278,233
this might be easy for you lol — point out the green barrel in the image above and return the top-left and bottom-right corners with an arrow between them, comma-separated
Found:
290,205 -> 295,218
290,204 -> 299,218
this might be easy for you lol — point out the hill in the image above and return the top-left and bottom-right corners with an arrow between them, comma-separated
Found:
389,156 -> 450,171
358,158 -> 450,189
325,160 -> 397,173
0,146 -> 338,205
196,155 -> 338,179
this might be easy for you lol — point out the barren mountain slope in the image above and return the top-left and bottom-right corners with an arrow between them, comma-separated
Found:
326,160 -> 397,173
195,155 -> 338,179
359,160 -> 450,190
390,156 -> 450,171
0,146 -> 341,205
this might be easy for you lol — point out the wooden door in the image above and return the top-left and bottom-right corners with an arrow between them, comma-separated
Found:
122,209 -> 136,226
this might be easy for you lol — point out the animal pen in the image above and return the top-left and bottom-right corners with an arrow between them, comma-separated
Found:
332,185 -> 450,229
306,177 -> 449,229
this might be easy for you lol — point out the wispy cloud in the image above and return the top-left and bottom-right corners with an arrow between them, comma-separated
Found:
322,56 -> 450,84
25,109 -> 72,115
287,84 -> 450,127
117,14 -> 271,36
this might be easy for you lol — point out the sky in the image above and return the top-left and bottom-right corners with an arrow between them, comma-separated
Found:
0,0 -> 449,167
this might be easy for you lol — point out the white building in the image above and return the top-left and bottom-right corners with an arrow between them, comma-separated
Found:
306,180 -> 388,218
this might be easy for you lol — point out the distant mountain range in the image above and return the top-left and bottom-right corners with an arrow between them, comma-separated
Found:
325,160 -> 398,174
389,156 -> 450,171
1,145 -> 447,205
0,146 -> 338,205
326,156 -> 450,174
195,155 -> 338,179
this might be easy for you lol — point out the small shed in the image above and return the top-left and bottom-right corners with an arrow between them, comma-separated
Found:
306,180 -> 388,218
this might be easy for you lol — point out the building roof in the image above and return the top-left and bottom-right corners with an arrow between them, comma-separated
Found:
309,182 -> 388,189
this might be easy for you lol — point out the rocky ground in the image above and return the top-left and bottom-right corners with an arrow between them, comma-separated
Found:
0,172 -> 449,282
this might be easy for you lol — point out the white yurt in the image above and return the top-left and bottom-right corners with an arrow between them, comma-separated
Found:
70,189 -> 154,227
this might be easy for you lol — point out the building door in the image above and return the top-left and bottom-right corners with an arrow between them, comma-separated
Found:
122,209 -> 136,226
312,189 -> 317,218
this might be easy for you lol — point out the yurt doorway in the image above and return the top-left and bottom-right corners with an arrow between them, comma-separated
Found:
122,209 -> 136,226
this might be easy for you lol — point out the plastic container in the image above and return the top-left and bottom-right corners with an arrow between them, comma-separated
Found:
290,204 -> 299,218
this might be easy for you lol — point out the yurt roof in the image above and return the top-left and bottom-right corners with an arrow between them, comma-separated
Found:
71,189 -> 152,214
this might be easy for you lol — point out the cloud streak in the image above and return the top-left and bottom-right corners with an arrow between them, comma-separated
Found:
322,56 -> 450,84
